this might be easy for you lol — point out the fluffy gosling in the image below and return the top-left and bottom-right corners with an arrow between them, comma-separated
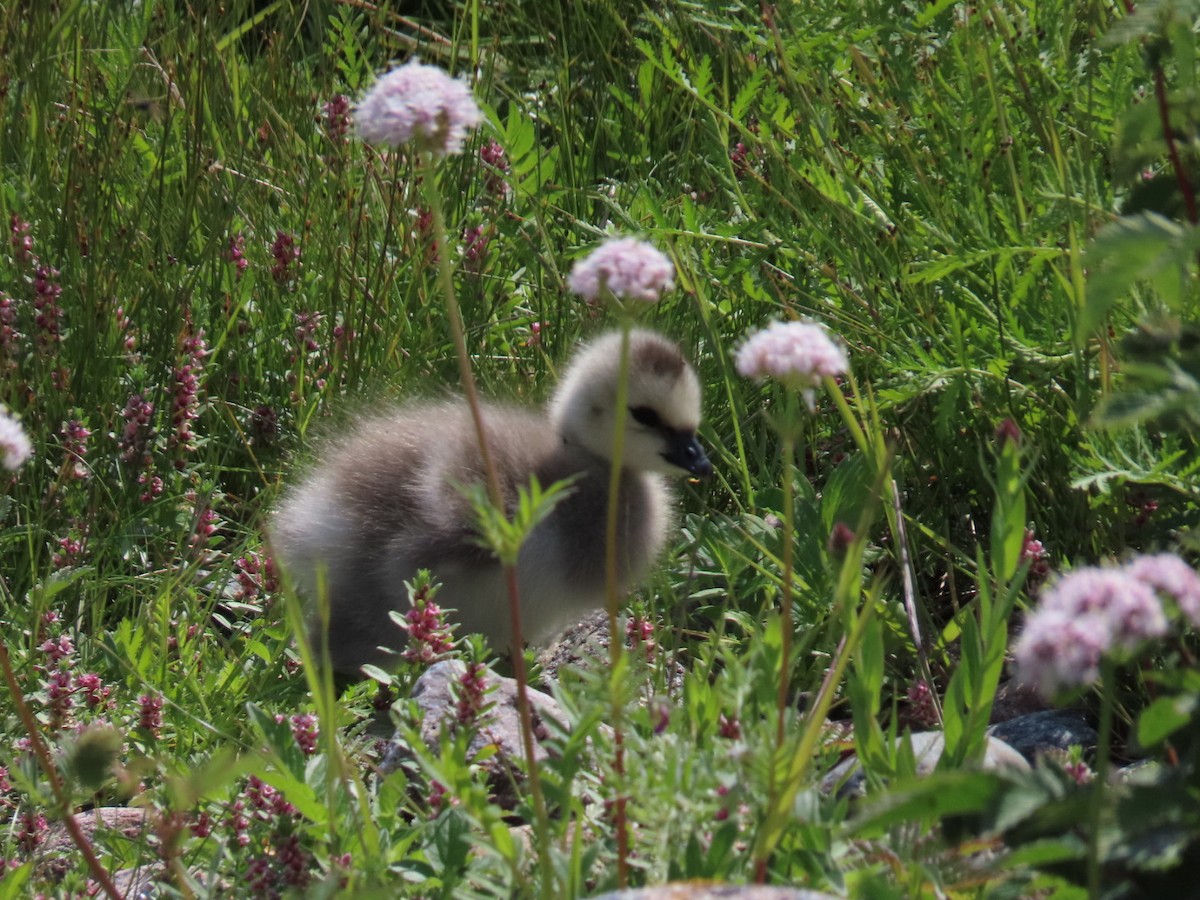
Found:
270,328 -> 710,676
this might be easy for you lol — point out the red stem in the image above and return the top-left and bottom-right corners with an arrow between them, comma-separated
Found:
0,642 -> 122,899
1154,67 -> 1198,225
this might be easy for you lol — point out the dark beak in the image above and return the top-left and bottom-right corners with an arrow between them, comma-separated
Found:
662,431 -> 712,479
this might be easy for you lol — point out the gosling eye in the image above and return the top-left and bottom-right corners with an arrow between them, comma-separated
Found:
629,406 -> 662,428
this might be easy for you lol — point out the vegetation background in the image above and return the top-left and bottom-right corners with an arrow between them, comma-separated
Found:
0,0 -> 1197,896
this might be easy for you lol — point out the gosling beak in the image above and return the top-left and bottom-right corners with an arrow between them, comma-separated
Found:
662,431 -> 712,479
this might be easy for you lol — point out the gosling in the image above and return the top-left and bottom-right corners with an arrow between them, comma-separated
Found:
270,329 -> 711,676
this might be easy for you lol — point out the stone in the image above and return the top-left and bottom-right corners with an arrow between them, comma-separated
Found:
820,730 -> 1030,799
378,659 -> 569,808
987,709 -> 1097,763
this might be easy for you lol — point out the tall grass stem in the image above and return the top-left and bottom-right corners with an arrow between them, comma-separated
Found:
418,154 -> 552,893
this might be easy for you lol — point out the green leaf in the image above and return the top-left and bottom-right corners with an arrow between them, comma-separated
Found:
1081,213 -> 1199,338
849,770 -> 1006,835
1136,694 -> 1198,747
0,861 -> 32,899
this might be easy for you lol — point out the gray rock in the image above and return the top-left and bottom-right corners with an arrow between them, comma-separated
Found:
987,709 -> 1096,763
378,659 -> 569,808
820,730 -> 1030,799
35,806 -> 147,883
988,679 -> 1051,724
537,610 -> 686,695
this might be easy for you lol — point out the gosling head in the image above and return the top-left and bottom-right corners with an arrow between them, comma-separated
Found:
551,329 -> 712,478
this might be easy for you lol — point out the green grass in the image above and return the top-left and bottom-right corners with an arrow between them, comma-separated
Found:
0,0 -> 1197,897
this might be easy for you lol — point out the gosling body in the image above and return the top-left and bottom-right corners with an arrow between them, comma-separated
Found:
271,329 -> 709,675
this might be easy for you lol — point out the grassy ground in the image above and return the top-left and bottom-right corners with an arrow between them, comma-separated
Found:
0,0 -> 1197,897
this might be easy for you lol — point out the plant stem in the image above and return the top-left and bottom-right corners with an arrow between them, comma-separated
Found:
776,431 -> 796,748
604,319 -> 634,888
1154,69 -> 1198,225
1087,659 -> 1115,899
420,157 -> 503,511
419,155 -> 552,894
0,642 -> 122,900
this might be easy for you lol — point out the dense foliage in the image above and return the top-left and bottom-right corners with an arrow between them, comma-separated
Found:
0,0 -> 1197,896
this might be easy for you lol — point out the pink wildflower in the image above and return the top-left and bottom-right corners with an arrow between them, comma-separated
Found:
626,614 -> 656,659
9,215 -> 33,266
400,589 -> 454,665
40,633 -> 74,664
189,504 -> 219,551
293,311 -> 322,354
32,264 -> 63,349
1014,566 -> 1168,698
45,669 -> 74,729
1013,607 -> 1109,698
61,419 -> 91,478
75,673 -> 112,709
454,662 -> 489,728
355,61 -> 483,155
118,393 -> 155,468
225,233 -> 248,280
906,679 -> 940,728
480,138 -> 510,195
1021,530 -> 1051,585
138,693 -> 163,736
0,408 -> 31,470
234,552 -> 273,602
568,237 -> 675,304
270,231 -> 300,286
169,329 -> 207,460
190,811 -> 212,838
289,713 -> 319,755
1126,553 -> 1200,628
735,321 -> 849,399
730,141 -> 750,177
322,94 -> 351,143
138,471 -> 164,504
461,224 -> 489,272
52,533 -> 85,569
17,810 -> 47,852
1037,567 -> 1167,651
0,292 -> 21,363
115,306 -> 138,356
718,713 -> 742,741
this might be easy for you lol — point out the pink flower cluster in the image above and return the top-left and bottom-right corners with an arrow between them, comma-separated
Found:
0,291 -> 19,366
118,393 -> 155,468
170,329 -> 208,461
0,407 -> 31,470
480,138 -> 510,196
568,237 -> 675,304
355,61 -> 482,156
61,419 -> 92,479
234,551 -> 278,603
321,94 -> 351,143
225,233 -> 248,280
10,214 -> 33,265
1014,553 -> 1200,697
399,588 -> 455,666
454,662 -> 489,728
270,231 -> 300,286
35,628 -> 114,730
735,321 -> 848,390
32,264 -> 63,349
